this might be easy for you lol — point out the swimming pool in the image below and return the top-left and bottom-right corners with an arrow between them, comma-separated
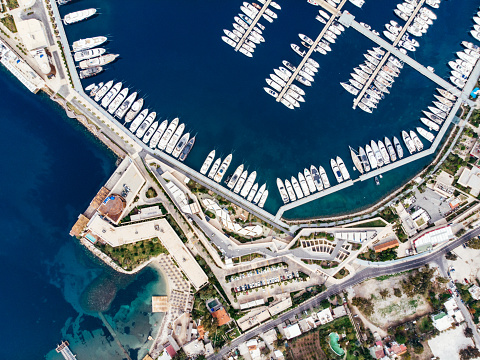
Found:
85,234 -> 97,244
329,332 -> 345,356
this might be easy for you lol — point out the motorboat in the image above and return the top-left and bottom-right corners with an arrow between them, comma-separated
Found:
124,98 -> 143,122
420,117 -> 440,131
208,158 -> 222,179
402,130 -> 416,154
416,127 -> 435,142
158,118 -> 179,151
285,179 -> 296,202
200,150 -> 216,175
310,165 -> 324,191
150,120 -> 169,149
378,141 -> 391,165
234,170 -> 248,194
410,130 -> 424,151
228,165 -> 245,189
371,140 -> 384,167
384,137 -> 397,162
129,109 -> 148,133
240,171 -> 257,197
304,168 -> 317,193
358,146 -> 371,172
330,158 -> 343,183
298,172 -> 310,196
393,136 -> 404,159
136,112 -> 157,139
277,178 -> 290,204
291,176 -> 304,199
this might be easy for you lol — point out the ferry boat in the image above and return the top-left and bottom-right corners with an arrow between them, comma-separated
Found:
410,130 -> 424,151
129,109 -> 148,133
200,150 -> 215,175
285,179 -> 296,201
143,122 -> 158,144
350,147 -> 364,174
228,164 -> 244,189
365,144 -> 377,169
214,154 -> 232,183
358,146 -> 371,172
101,82 -> 122,108
136,112 -> 156,139
258,190 -> 268,208
393,136 -> 404,159
94,80 -> 113,101
158,118 -> 179,150
331,159 -> 343,183
417,127 -> 435,142
298,172 -> 310,196
310,165 -> 323,191
74,48 -> 105,62
72,36 -> 107,52
115,92 -> 137,119
402,130 -> 416,154
208,158 -> 222,179
150,120 -> 169,149
165,123 -> 185,154
304,168 -> 316,193
371,141 -> 384,167
319,166 -> 330,188
108,88 -> 128,114
63,9 -> 96,25
179,136 -> 195,161
253,184 -> 267,205
378,141 -> 391,165
384,137 -> 397,162
234,171 -> 248,194
79,66 -> 103,79
124,98 -> 144,122
420,117 -> 440,131
240,171 -> 257,197
247,183 -> 259,202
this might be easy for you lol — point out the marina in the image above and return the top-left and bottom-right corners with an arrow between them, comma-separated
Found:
234,0 -> 273,52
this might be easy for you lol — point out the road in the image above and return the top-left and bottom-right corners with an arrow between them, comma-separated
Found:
209,227 -> 480,359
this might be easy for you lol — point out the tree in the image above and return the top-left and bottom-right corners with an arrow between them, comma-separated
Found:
465,327 -> 474,338
393,288 -> 402,298
437,276 -> 449,284
379,289 -> 390,299
395,332 -> 406,344
459,346 -> 480,360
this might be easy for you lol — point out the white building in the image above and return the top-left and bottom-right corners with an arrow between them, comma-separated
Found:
282,324 -> 302,339
317,308 -> 334,325
469,285 -> 480,301
458,166 -> 480,197
413,226 -> 454,253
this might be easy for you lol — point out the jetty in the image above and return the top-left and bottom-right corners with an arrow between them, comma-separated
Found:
276,0 -> 349,102
235,0 -> 272,51
55,341 -> 76,360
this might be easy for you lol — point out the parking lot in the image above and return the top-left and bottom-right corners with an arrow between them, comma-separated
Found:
409,187 -> 453,223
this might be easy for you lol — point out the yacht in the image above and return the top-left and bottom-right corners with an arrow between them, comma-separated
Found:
158,118 -> 179,150
402,130 -> 416,154
74,48 -> 105,62
228,165 -> 244,189
417,127 -> 435,142
287,89 -> 305,102
277,178 -> 290,204
94,80 -> 113,102
200,150 -> 216,175
358,146 -> 371,172
253,184 -> 267,205
423,111 -> 444,124
264,87 -> 279,98
410,130 -> 424,151
384,137 -> 397,162
101,82 -> 122,108
266,79 -> 282,92
179,136 -> 195,161
108,87 -> 129,114
124,98 -> 144,122
371,140 -> 384,167
115,92 -> 137,119
234,171 -> 248,194
224,29 -> 240,43
365,144 -> 378,169
310,165 -> 324,191
285,179 -> 296,202
270,73 -> 286,87
434,95 -> 453,108
420,117 -> 440,131
280,98 -> 295,110
165,123 -> 185,154
234,16 -> 249,29
63,9 -> 97,25
319,166 -> 330,188
393,136 -> 404,159
358,103 -> 373,113
72,36 -> 107,52
298,172 -> 310,196
340,82 -> 359,95
350,147 -> 364,174
79,54 -> 119,69
142,122 -> 158,144
247,184 -> 259,202
150,120 -> 169,149
319,10 -> 330,20
378,141 -> 391,165
428,106 -> 446,119
304,168 -> 317,193
291,176 -> 304,199
129,109 -> 148,133
222,36 -> 237,48
241,171 -> 257,197
208,158 -> 222,179
291,44 -> 306,57
336,157 -> 349,180
89,83 -> 102,97
331,159 -> 343,183
296,75 -> 312,87
437,88 -> 456,101
316,15 -> 326,24
299,33 -> 314,46
136,112 -> 156,139
274,68 -> 289,82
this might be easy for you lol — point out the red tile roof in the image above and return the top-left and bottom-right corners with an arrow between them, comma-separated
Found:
212,308 -> 231,326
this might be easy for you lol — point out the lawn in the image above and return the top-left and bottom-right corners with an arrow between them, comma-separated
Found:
1,14 -> 17,33
349,220 -> 386,228
6,0 -> 19,10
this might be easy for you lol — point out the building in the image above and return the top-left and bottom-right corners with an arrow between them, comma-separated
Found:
469,285 -> 480,300
268,296 -> 292,316
410,208 -> 430,230
152,296 -> 169,312
282,324 -> 302,340
273,350 -> 285,360
431,312 -> 454,331
373,239 -> 400,253
299,316 -> 316,332
246,339 -> 261,360
182,339 -> 205,358
444,298 -> 465,323
335,230 -> 377,243
413,226 -> 454,253
212,308 -> 231,326
332,305 -> 347,318
317,308 -> 334,325
433,171 -> 455,198
458,166 -> 480,196
389,342 -> 407,356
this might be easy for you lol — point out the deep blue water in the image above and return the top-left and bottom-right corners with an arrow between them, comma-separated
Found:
60,0 -> 479,217
0,1 -> 479,358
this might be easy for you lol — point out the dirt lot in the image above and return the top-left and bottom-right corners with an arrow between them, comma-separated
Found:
286,331 -> 327,360
447,246 -> 480,284
351,275 -> 432,330
428,325 -> 475,360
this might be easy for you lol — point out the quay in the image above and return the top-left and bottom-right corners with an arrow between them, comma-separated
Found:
276,0 -> 349,102
55,341 -> 76,360
234,0 -> 272,51
351,0 -> 426,108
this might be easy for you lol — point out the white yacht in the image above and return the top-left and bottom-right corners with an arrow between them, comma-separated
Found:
101,82 -> 122,108
402,130 -> 416,154
234,171 -> 248,194
285,179 -> 296,202
420,117 -> 439,131
64,9 -> 97,25
310,165 -> 324,191
337,156 -> 350,180
142,122 -> 158,144
158,118 -> 179,150
214,154 -> 233,183
410,130 -> 424,151
416,127 -> 435,142
172,133 -> 190,158
227,165 -> 244,189
74,48 -> 105,62
94,80 -> 113,102
241,171 -> 257,197
331,159 -> 343,183
129,109 -> 148,133
384,137 -> 397,162
136,112 -> 156,139
393,136 -> 404,159
208,158 -> 222,179
291,176 -> 304,199
150,120 -> 169,149
200,150 -> 216,175
247,184 -> 259,202
253,184 -> 267,205
365,144 -> 378,169
108,88 -> 129,114
115,92 -> 137,119
165,123 -> 185,154
72,36 -> 107,52
298,172 -> 310,196
304,168 -> 316,193
371,141 -> 384,167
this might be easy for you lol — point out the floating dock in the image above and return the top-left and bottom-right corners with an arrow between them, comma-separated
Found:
235,0 -> 272,51
56,341 -> 76,360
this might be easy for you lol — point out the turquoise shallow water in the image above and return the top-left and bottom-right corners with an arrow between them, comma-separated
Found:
61,0 -> 479,217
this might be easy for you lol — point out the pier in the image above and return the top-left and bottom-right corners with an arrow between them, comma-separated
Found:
55,341 -> 76,360
235,0 -> 272,51
351,0 -> 425,108
276,0 -> 349,102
